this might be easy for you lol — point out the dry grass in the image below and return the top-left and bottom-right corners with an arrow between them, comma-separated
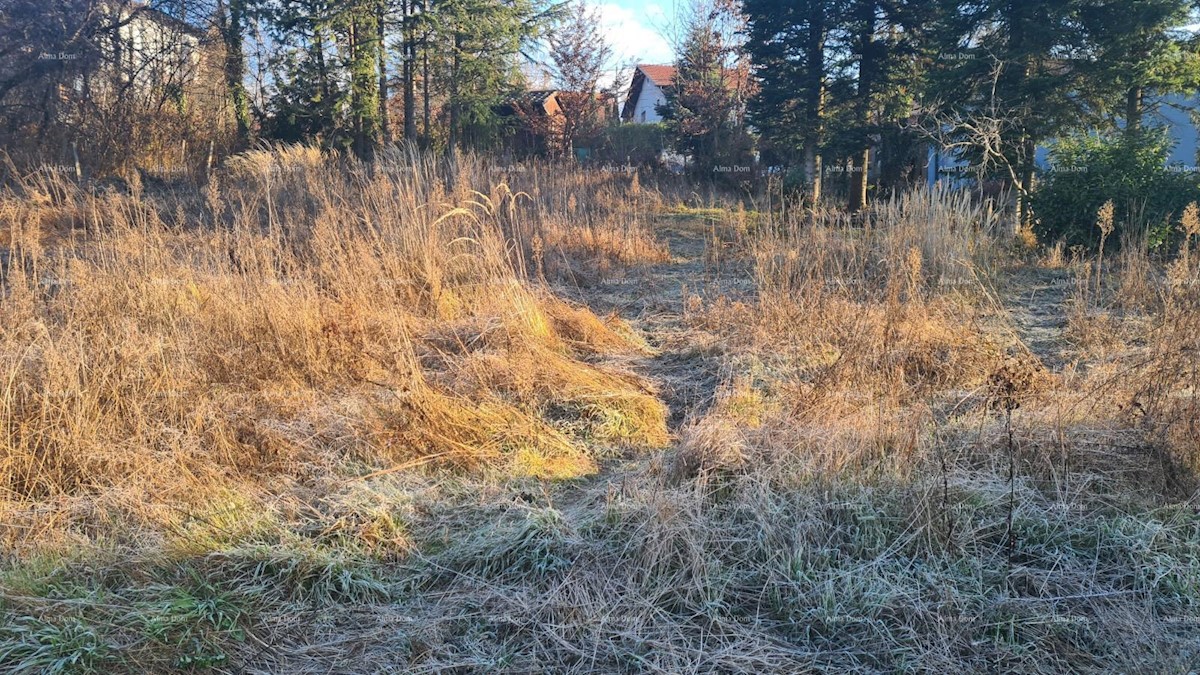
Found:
680,188 -> 1006,475
1,160 -> 1198,673
1061,225 -> 1200,485
0,148 -> 669,559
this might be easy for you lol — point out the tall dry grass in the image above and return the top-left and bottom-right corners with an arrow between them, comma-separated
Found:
679,187 -> 1007,476
0,147 -> 668,556
1063,218 -> 1200,487
586,187 -> 1200,672
2,162 -> 1198,673
243,187 -> 1200,673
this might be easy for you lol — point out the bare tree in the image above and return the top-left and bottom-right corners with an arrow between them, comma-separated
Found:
1,0 -> 235,175
659,0 -> 753,171
914,56 -> 1034,230
544,0 -> 617,157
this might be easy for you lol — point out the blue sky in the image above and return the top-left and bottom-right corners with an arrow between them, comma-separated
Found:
590,0 -> 677,67
525,1 -> 678,91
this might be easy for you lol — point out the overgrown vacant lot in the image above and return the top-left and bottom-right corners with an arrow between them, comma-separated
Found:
1,150 -> 1199,673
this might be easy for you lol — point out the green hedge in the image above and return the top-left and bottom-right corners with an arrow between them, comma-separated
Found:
1032,128 -> 1200,249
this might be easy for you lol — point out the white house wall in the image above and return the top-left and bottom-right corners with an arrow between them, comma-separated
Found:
115,12 -> 201,97
631,81 -> 666,123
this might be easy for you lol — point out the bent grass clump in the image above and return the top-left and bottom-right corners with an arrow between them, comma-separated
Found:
0,149 -> 668,561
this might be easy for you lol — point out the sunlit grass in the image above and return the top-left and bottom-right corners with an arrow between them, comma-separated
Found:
1,153 -> 1198,672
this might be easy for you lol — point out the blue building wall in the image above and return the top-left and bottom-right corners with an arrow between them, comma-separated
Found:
1153,95 -> 1199,166
927,95 -> 1200,186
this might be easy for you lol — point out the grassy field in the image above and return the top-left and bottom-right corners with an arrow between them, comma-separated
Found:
1,148 -> 1199,673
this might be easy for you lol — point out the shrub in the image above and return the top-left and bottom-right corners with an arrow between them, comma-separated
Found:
1031,128 -> 1200,249
590,123 -> 669,166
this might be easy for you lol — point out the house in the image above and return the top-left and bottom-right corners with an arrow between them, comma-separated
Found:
926,98 -> 1200,189
98,2 -> 206,103
497,89 -> 617,157
496,90 -> 563,155
0,1 -> 224,173
30,2 -> 207,112
620,64 -> 752,125
621,65 -> 677,124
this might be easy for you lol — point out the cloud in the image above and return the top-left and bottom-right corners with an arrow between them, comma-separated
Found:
590,1 -> 675,68
530,1 -> 674,95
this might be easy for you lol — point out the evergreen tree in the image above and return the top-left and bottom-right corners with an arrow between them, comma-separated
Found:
744,0 -> 934,208
833,0 -> 934,210
345,0 -> 382,158
256,0 -> 552,154
398,0 -> 425,142
1077,0 -> 1200,137
743,0 -> 836,200
924,0 -> 1089,225
429,0 -> 543,152
263,0 -> 348,146
659,0 -> 752,172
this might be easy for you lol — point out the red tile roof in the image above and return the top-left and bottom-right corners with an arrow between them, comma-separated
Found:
622,64 -> 752,121
635,63 -> 750,91
637,64 -> 678,88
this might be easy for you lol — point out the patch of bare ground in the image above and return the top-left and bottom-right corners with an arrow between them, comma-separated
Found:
998,265 -> 1074,371
564,213 -> 755,429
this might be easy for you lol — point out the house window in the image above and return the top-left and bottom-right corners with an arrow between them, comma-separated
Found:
640,110 -> 646,122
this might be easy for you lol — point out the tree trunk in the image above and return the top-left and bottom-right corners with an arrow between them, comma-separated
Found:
378,0 -> 391,145
422,45 -> 430,145
1125,85 -> 1143,138
402,0 -> 418,141
349,4 -> 381,159
849,0 -> 876,213
351,18 -> 366,155
315,32 -> 331,138
803,142 -> 822,204
803,0 -> 826,204
218,0 -> 251,148
850,148 -> 869,212
448,33 -> 462,153
1018,134 -> 1035,231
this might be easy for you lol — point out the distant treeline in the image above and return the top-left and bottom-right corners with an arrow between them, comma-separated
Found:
742,0 -> 1200,215
2,0 -> 1199,218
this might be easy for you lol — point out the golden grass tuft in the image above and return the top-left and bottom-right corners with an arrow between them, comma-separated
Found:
0,148 -> 667,555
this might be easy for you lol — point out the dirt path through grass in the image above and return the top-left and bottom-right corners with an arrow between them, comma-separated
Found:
250,219 -> 756,672
564,215 -> 753,430
1000,266 -> 1074,371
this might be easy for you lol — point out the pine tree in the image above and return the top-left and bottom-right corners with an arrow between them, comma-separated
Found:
1077,0 -> 1200,138
345,0 -> 382,158
659,0 -> 752,172
744,0 -> 934,208
744,0 -> 840,201
263,0 -> 349,146
834,0 -> 933,210
430,0 -> 543,152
